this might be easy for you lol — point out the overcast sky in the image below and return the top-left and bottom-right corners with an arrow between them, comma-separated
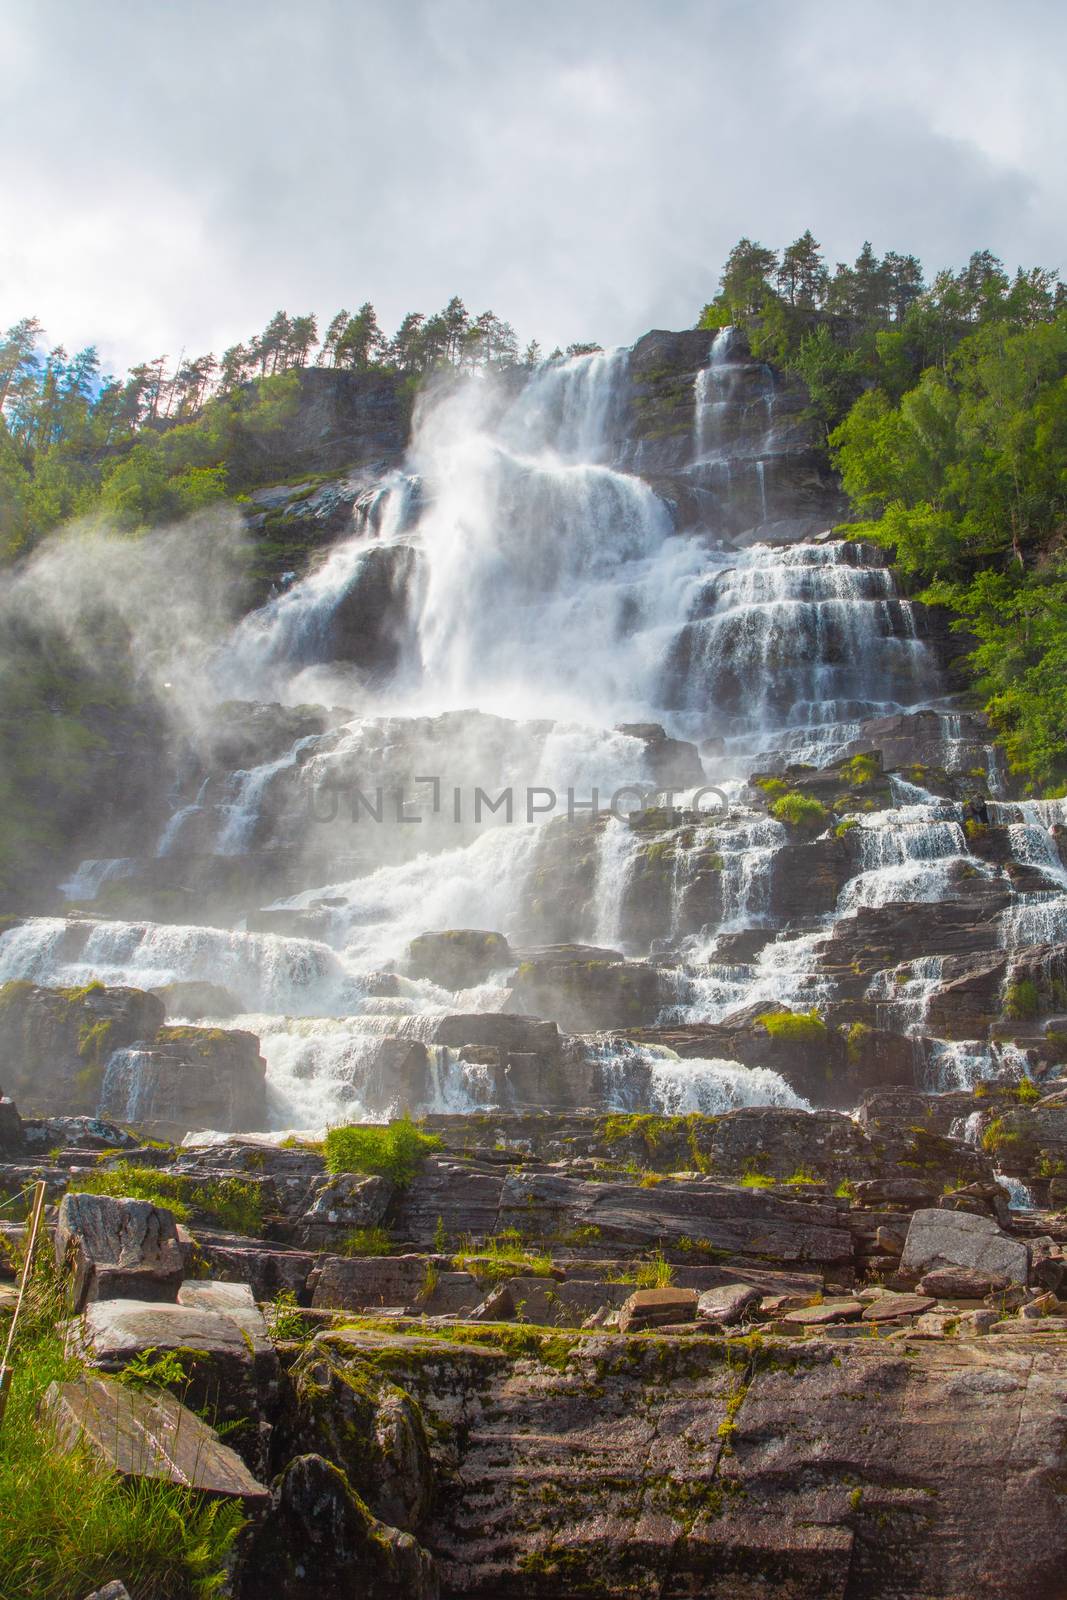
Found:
2,0 -> 1066,374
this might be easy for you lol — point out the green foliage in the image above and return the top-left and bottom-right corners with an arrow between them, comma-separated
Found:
70,1163 -> 263,1235
740,1172 -> 774,1189
1012,1078 -> 1041,1104
0,1259 -> 243,1598
846,1021 -> 872,1063
265,1288 -> 311,1342
337,1225 -> 393,1256
608,1250 -> 674,1287
840,753 -> 880,786
758,1008 -> 829,1042
323,1115 -> 441,1185
981,1116 -> 1021,1154
1004,979 -> 1041,1021
769,791 -> 831,830
835,817 -> 859,837
829,308 -> 1067,789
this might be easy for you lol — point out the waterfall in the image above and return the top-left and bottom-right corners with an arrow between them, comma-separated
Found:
692,328 -> 733,460
592,817 -> 641,949
586,1037 -> 808,1113
60,858 -> 136,901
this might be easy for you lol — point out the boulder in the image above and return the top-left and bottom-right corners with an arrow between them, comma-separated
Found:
0,1093 -> 24,1156
406,930 -> 514,989
618,1287 -> 697,1333
779,1300 -> 864,1326
295,1172 -> 393,1247
432,1013 -> 560,1055
43,1375 -> 268,1507
54,1193 -> 184,1312
311,1254 -> 480,1316
82,1585 -> 132,1600
508,952 -> 670,1031
696,1283 -> 762,1326
861,1293 -> 934,1322
901,1208 -> 1029,1286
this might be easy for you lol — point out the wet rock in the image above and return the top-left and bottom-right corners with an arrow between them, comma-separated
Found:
901,1208 -> 1029,1286
614,723 -> 705,788
0,979 -> 164,1116
508,951 -> 670,1031
406,930 -> 513,989
432,1013 -> 560,1055
98,1025 -> 267,1138
44,1375 -> 268,1507
237,1453 -> 438,1600
55,1193 -> 184,1312
198,1241 -> 318,1303
151,980 -> 244,1020
618,1287 -> 697,1332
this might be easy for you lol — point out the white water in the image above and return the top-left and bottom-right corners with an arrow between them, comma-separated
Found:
15,330 -> 1067,1131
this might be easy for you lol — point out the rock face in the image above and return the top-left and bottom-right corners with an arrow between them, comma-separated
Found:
54,1193 -> 185,1311
0,980 -> 164,1116
276,1324 -> 1067,1600
508,950 -> 670,1031
237,1453 -> 438,1600
98,1025 -> 267,1136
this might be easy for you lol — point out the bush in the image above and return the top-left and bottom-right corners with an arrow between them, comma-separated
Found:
1013,1077 -> 1041,1104
758,1008 -> 828,1042
1004,979 -> 1041,1021
770,791 -> 831,831
323,1115 -> 441,1185
740,1172 -> 775,1189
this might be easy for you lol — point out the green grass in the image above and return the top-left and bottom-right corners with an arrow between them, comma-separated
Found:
323,1115 -> 442,1185
70,1163 -> 263,1235
758,1007 -> 828,1042
769,791 -> 832,830
607,1251 -> 674,1288
740,1172 -> 775,1189
0,1258 -> 243,1598
1013,1078 -> 1041,1104
336,1225 -> 393,1256
453,1229 -> 554,1283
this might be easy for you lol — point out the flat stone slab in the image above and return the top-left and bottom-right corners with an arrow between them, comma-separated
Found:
862,1293 -> 935,1322
917,1266 -> 1009,1299
68,1298 -> 279,1422
177,1277 -> 269,1338
43,1376 -> 269,1507
901,1209 -> 1029,1286
619,1287 -> 698,1333
780,1300 -> 864,1326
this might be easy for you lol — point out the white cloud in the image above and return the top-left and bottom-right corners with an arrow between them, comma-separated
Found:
1,0 -> 1064,372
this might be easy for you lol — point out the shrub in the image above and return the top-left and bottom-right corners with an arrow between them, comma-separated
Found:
770,791 -> 831,830
1013,1078 -> 1041,1104
846,1021 -> 871,1062
1004,979 -> 1041,1021
758,1008 -> 828,1042
337,1226 -> 393,1256
835,817 -> 859,837
740,1172 -> 774,1189
840,753 -> 879,786
753,776 -> 788,797
323,1115 -> 442,1185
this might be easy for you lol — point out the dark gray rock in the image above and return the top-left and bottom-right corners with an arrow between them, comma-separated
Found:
55,1193 -> 184,1311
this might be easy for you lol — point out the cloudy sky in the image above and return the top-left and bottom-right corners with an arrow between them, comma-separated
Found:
2,0 -> 1065,374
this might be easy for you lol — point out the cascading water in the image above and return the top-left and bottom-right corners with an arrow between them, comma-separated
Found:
13,327 -> 1063,1133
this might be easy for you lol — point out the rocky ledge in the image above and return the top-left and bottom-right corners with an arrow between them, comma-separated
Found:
6,1087 -> 1067,1597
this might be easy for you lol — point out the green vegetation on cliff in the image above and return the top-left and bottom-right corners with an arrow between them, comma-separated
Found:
702,234 -> 1067,791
